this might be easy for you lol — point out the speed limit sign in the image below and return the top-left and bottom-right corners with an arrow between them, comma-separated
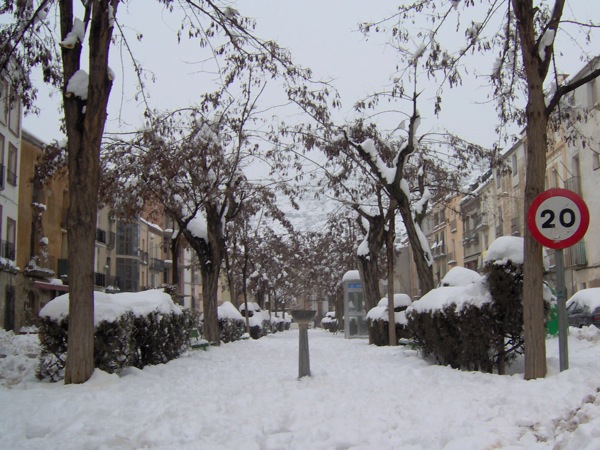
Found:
527,188 -> 590,249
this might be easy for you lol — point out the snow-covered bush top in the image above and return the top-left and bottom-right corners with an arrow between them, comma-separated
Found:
483,236 -> 549,270
441,266 -> 482,287
239,302 -> 261,312
483,236 -> 524,265
39,289 -> 182,326
366,305 -> 407,324
567,288 -> 600,311
407,279 -> 492,314
342,270 -> 360,282
218,301 -> 243,320
377,294 -> 412,308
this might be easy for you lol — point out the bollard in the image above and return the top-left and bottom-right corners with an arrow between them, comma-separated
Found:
290,310 -> 316,378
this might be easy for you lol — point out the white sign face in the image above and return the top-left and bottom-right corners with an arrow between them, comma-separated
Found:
533,196 -> 582,242
527,188 -> 589,250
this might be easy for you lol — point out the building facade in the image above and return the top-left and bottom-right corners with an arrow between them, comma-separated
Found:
0,77 -> 22,331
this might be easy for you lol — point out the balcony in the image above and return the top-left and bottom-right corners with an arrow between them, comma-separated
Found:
1,240 -> 15,260
511,217 -> 520,236
95,272 -> 106,287
564,176 -> 581,196
564,241 -> 587,267
495,225 -> 503,237
150,257 -> 164,272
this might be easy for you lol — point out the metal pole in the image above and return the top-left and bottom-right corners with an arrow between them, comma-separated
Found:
298,322 -> 311,378
555,248 -> 569,371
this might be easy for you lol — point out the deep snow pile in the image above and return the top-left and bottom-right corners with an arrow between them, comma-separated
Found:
2,326 -> 600,448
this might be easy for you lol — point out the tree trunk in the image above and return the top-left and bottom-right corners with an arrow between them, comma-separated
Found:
387,210 -> 397,346
357,257 -> 381,314
62,0 -> 116,384
170,234 -> 180,288
397,199 -> 435,295
201,263 -> 221,344
511,0 -> 557,380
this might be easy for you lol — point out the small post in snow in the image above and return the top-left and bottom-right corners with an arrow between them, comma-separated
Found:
291,310 -> 316,378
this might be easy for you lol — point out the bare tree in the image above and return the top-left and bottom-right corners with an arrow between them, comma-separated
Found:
1,0 -> 334,381
362,0 -> 599,379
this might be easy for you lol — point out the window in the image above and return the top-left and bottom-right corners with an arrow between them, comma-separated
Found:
589,78 -> 598,108
116,258 -> 140,292
0,80 -> 7,125
116,222 -> 139,256
5,217 -> 16,260
0,133 -> 4,189
7,143 -> 17,185
593,152 -> 600,171
8,95 -> 20,136
96,228 -> 107,244
511,154 -> 518,177
552,169 -> 559,188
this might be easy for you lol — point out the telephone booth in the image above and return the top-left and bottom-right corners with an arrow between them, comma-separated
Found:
342,270 -> 368,338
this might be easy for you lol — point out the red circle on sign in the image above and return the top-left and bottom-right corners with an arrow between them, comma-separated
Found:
527,188 -> 590,249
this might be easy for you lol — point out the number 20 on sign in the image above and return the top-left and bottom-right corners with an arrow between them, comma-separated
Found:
527,188 -> 590,250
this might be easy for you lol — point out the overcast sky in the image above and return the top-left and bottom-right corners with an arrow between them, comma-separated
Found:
23,1 -> 599,152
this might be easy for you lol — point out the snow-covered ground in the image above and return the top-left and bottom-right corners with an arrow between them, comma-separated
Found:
2,326 -> 600,449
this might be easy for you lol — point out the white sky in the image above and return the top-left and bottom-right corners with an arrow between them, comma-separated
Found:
22,1 -> 600,167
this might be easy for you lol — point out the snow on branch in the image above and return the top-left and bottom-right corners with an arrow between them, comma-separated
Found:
60,18 -> 85,49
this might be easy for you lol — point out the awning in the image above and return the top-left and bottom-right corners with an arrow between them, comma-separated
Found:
34,281 -> 69,292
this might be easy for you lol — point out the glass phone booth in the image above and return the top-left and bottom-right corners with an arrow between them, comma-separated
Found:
342,270 -> 368,338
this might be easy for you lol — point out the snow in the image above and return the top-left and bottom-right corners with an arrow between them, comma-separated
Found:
358,138 -> 396,185
188,212 -> 208,240
441,266 -> 482,287
217,301 -> 243,320
342,270 -> 360,282
66,70 -> 89,100
567,288 -> 600,311
538,28 -> 556,61
367,294 -> 412,324
4,327 -> 600,448
59,18 -> 85,49
484,235 -> 524,265
408,278 -> 492,313
39,289 -> 182,326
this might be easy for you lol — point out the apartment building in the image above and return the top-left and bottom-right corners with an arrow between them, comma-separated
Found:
399,57 -> 599,299
0,77 -> 21,331
423,195 -> 465,285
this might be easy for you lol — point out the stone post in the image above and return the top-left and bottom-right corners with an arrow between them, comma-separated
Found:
291,310 -> 316,378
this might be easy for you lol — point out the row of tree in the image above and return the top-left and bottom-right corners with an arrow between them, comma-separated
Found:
2,0 -> 599,383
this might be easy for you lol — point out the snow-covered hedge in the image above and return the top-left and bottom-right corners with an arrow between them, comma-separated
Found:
217,302 -> 246,343
37,290 -> 192,381
239,302 -> 270,339
321,311 -> 338,333
405,237 -> 551,374
367,294 -> 412,346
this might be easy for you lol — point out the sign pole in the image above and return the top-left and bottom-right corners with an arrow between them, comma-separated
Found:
555,248 -> 568,371
527,188 -> 589,374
